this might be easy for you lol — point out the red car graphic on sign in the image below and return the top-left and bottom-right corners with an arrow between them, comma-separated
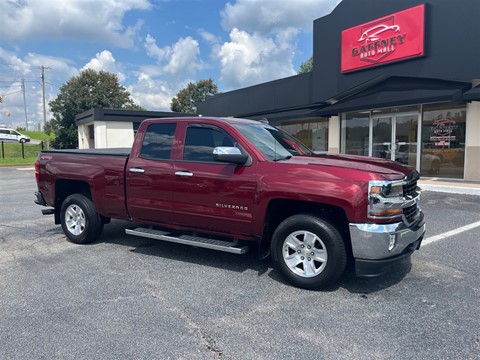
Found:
358,24 -> 400,43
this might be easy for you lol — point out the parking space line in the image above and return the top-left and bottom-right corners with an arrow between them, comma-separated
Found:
423,220 -> 480,246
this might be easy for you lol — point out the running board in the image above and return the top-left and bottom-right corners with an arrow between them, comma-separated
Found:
125,228 -> 248,255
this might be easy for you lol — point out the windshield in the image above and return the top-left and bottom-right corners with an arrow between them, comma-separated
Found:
234,123 -> 313,161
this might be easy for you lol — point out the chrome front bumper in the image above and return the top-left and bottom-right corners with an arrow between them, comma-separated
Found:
349,211 -> 426,276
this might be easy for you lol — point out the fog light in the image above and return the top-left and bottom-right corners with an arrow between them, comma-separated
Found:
388,234 -> 397,252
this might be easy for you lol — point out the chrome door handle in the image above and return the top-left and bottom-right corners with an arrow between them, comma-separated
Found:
129,168 -> 145,173
175,171 -> 193,177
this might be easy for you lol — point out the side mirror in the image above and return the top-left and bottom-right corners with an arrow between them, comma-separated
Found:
213,147 -> 248,165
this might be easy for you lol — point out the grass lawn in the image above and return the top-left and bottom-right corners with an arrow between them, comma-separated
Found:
0,134 -> 51,166
23,130 -> 55,142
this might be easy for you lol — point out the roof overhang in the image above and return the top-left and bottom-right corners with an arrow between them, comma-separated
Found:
317,77 -> 472,116
462,85 -> 480,101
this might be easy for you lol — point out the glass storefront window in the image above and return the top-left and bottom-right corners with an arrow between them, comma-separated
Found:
277,118 -> 329,154
341,103 -> 466,179
421,103 -> 466,178
341,111 -> 370,155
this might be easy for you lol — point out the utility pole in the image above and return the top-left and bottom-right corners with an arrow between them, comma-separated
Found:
41,66 -> 49,128
21,78 -> 28,130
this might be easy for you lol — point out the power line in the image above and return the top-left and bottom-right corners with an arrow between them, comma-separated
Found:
2,90 -> 23,96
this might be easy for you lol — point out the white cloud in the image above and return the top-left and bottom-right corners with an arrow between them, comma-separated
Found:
0,0 -> 151,48
144,35 -> 203,76
145,34 -> 171,62
128,45 -> 203,111
198,29 -> 222,45
215,28 -> 296,89
127,72 -> 176,111
0,48 -> 78,129
221,0 -> 338,35
82,50 -> 126,82
164,37 -> 202,75
215,0 -> 339,89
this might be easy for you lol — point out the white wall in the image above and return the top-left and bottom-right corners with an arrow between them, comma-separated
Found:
328,116 -> 340,154
94,121 -> 134,148
465,101 -> 480,181
78,124 -> 88,149
78,124 -> 94,149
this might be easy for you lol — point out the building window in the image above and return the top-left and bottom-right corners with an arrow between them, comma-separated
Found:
88,125 -> 94,140
133,122 -> 141,137
277,118 -> 329,154
421,103 -> 466,178
341,111 -> 370,155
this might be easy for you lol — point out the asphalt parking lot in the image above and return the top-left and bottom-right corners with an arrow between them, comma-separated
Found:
1,166 -> 479,360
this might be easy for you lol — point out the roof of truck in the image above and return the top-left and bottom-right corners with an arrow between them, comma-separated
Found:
142,116 -> 266,126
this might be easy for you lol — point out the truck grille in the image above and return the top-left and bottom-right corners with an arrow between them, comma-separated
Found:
403,204 -> 418,223
403,173 -> 420,223
403,179 -> 418,197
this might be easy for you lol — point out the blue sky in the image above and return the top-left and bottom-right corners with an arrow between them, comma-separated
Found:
0,0 -> 341,130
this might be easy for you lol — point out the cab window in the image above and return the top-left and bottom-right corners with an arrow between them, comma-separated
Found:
140,123 -> 176,160
183,125 -> 235,162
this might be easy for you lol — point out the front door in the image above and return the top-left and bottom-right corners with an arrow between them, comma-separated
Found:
371,113 -> 419,168
171,123 -> 257,237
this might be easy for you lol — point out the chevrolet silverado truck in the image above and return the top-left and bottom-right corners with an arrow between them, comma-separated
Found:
34,117 -> 425,290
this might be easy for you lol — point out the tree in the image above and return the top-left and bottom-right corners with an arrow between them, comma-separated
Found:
171,78 -> 219,113
47,69 -> 142,149
298,56 -> 313,74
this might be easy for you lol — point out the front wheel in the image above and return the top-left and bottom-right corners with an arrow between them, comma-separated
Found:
271,214 -> 347,290
60,194 -> 103,244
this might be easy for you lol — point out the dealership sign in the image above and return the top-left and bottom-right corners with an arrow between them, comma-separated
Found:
341,4 -> 425,73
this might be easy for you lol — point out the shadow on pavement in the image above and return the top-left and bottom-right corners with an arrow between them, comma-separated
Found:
98,219 -> 413,292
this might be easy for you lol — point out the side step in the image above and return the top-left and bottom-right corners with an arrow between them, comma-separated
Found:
125,228 -> 248,255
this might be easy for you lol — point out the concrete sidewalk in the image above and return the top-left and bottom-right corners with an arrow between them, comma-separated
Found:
418,178 -> 480,196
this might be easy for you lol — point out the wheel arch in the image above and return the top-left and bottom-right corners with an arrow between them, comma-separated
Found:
54,179 -> 92,224
259,199 -> 352,258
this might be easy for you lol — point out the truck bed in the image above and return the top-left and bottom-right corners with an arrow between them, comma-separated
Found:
40,147 -> 131,157
37,147 -> 131,220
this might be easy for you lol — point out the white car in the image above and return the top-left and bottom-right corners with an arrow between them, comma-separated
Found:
0,127 -> 31,143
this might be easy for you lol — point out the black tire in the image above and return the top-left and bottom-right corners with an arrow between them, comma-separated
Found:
271,214 -> 347,290
60,194 -> 103,244
19,139 -> 26,143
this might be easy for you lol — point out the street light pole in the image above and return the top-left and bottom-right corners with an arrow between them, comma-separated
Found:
41,66 -> 48,129
21,78 -> 28,131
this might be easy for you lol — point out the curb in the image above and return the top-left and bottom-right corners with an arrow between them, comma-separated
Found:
419,183 -> 480,196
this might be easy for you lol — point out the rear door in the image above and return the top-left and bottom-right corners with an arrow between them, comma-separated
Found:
172,123 -> 257,237
126,122 -> 177,226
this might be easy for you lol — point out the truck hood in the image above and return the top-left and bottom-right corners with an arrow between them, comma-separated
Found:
285,154 -> 415,179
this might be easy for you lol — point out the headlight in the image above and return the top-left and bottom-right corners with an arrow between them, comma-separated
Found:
368,180 -> 404,219
369,182 -> 403,198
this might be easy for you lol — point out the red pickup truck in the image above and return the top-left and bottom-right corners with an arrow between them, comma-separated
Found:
34,117 -> 425,289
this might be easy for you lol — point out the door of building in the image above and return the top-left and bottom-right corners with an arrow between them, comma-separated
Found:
371,113 -> 420,168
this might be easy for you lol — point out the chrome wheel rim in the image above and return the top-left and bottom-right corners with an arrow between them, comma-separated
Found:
65,204 -> 86,236
282,230 -> 328,278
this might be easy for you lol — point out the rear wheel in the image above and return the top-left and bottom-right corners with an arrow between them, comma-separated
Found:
271,214 -> 347,290
60,194 -> 103,244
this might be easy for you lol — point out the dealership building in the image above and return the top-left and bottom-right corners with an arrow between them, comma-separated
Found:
76,0 -> 480,181
197,0 -> 480,181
